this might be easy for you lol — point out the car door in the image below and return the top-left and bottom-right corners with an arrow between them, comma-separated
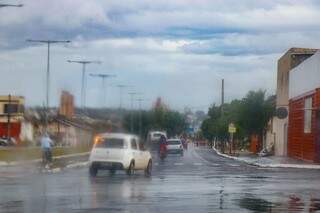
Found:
130,138 -> 141,168
137,141 -> 149,169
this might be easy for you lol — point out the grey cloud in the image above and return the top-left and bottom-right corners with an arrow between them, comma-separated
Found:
180,32 -> 320,56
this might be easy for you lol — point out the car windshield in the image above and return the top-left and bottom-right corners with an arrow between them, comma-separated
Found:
168,140 -> 181,145
153,133 -> 163,138
2,1 -> 318,212
96,138 -> 125,149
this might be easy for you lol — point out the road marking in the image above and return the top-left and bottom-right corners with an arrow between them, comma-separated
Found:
66,161 -> 89,169
174,163 -> 184,166
228,164 -> 239,167
51,168 -> 62,173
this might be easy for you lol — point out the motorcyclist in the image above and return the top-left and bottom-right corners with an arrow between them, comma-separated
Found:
180,136 -> 187,149
40,132 -> 53,167
159,134 -> 167,156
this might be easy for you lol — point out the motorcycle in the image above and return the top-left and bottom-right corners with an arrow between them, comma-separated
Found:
159,144 -> 167,160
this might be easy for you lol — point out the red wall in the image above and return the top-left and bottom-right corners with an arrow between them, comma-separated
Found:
288,89 -> 320,162
0,122 -> 21,139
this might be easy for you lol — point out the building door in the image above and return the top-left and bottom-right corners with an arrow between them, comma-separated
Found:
315,110 -> 320,163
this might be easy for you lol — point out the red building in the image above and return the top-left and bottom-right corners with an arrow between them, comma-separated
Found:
0,95 -> 24,141
288,51 -> 320,163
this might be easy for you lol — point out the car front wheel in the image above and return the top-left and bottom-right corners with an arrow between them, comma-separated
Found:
89,165 -> 98,177
126,161 -> 135,176
145,160 -> 152,176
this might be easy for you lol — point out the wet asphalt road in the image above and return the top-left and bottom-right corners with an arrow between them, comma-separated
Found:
0,145 -> 320,213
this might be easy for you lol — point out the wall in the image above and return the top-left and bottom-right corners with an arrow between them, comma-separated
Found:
289,51 -> 320,99
20,121 -> 34,143
288,93 -> 316,161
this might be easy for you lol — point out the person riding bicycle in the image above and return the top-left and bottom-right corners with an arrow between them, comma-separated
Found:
40,132 -> 53,166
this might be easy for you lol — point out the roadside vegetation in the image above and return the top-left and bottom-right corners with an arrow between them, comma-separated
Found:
201,90 -> 275,149
123,100 -> 187,139
0,146 -> 90,162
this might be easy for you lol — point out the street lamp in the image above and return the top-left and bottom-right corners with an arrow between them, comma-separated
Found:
116,84 -> 132,109
135,98 -> 149,138
128,92 -> 142,133
89,73 -> 116,108
26,39 -> 71,110
67,60 -> 101,108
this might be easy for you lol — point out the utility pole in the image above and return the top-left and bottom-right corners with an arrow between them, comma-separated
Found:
221,78 -> 224,113
90,73 -> 116,108
26,39 -> 70,128
67,60 -> 101,108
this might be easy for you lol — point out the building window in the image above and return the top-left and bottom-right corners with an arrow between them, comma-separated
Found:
304,97 -> 312,133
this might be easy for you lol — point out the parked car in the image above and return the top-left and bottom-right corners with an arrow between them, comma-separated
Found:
89,133 -> 152,177
167,139 -> 184,156
0,137 -> 16,146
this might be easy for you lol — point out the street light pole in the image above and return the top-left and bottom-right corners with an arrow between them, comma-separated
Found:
26,39 -> 71,110
135,98 -> 149,138
90,73 -> 116,108
67,60 -> 101,108
26,39 -> 70,129
221,78 -> 224,113
128,92 -> 142,133
117,84 -> 131,109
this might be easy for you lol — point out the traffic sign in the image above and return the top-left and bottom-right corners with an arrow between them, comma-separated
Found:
228,123 -> 236,133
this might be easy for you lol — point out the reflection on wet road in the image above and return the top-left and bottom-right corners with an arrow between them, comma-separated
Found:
0,145 -> 320,212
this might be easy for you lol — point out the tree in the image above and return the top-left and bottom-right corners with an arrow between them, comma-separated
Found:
123,108 -> 187,139
201,90 -> 275,148
238,90 -> 274,138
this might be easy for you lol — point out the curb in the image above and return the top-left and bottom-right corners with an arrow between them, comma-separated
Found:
0,152 -> 90,167
212,147 -> 320,170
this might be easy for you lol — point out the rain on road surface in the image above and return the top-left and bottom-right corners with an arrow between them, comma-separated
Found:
0,145 -> 320,212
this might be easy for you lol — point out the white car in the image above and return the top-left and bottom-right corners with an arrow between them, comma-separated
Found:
167,139 -> 184,156
147,131 -> 167,142
89,133 -> 152,177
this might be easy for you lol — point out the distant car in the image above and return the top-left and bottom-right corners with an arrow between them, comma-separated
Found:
89,133 -> 152,177
167,139 -> 184,156
148,131 -> 167,142
147,131 -> 167,150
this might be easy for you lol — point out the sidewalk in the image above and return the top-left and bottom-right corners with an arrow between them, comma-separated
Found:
213,147 -> 320,169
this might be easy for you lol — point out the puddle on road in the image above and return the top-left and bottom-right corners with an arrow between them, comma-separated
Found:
236,195 -> 320,212
0,200 -> 24,212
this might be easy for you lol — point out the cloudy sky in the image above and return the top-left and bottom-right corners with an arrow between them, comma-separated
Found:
0,0 -> 319,111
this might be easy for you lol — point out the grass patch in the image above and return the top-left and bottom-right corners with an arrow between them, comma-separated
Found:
0,146 -> 91,162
